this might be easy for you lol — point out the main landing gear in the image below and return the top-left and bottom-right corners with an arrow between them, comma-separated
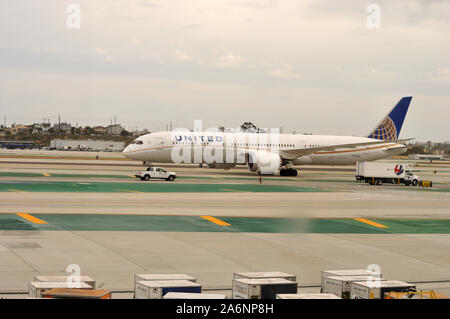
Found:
279,168 -> 298,176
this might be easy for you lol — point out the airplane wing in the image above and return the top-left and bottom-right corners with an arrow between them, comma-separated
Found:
279,138 -> 414,160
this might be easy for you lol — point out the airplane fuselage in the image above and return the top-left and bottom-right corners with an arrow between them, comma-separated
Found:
122,131 -> 407,166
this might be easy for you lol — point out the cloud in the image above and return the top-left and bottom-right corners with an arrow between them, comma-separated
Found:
366,67 -> 399,77
268,67 -> 300,79
130,38 -> 141,45
93,48 -> 113,62
214,53 -> 247,68
425,66 -> 450,83
231,0 -> 276,9
172,50 -> 192,61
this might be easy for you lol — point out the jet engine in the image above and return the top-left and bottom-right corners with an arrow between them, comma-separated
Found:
246,151 -> 281,175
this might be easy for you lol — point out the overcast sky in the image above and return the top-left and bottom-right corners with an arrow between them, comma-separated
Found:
0,0 -> 449,140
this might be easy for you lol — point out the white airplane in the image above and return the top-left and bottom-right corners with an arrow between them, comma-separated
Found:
123,97 -> 413,176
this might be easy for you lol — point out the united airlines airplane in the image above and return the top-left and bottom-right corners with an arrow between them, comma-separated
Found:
123,97 -> 413,176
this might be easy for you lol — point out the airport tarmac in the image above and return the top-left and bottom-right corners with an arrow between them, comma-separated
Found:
0,151 -> 449,298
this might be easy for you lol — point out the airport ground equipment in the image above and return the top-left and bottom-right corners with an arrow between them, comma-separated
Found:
233,271 -> 296,282
356,161 -> 419,186
321,269 -> 382,291
134,280 -> 201,299
419,180 -> 433,187
232,278 -> 297,299
350,280 -> 416,299
134,166 -> 176,181
163,292 -> 227,299
134,274 -> 196,291
276,293 -> 341,299
29,281 -> 92,298
34,275 -> 96,289
322,275 -> 386,299
385,290 -> 448,299
41,288 -> 111,299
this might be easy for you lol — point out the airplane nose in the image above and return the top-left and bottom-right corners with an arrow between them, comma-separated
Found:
122,146 -> 132,158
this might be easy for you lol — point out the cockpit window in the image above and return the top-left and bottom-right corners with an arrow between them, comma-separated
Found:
133,140 -> 143,145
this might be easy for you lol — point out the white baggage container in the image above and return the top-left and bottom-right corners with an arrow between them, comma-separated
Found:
163,292 -> 227,299
321,269 -> 382,288
322,275 -> 386,299
29,281 -> 92,298
277,293 -> 341,299
233,271 -> 296,282
134,274 -> 197,291
134,280 -> 202,299
232,278 -> 297,299
34,275 -> 96,289
350,280 -> 415,299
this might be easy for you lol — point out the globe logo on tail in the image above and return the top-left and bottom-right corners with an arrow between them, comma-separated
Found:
394,164 -> 404,175
368,116 -> 397,141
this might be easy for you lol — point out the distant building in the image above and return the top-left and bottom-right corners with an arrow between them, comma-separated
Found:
53,122 -> 72,134
50,139 -> 125,152
409,154 -> 443,161
106,124 -> 124,136
9,124 -> 31,135
0,140 -> 37,149
93,126 -> 106,135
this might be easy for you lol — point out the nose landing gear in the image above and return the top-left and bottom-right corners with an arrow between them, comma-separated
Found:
279,168 -> 298,176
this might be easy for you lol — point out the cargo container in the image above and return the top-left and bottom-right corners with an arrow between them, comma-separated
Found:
356,161 -> 419,186
134,274 -> 197,291
29,281 -> 92,298
233,271 -> 296,282
276,293 -> 341,299
232,278 -> 297,299
42,288 -> 111,299
322,275 -> 386,299
34,275 -> 96,289
321,269 -> 382,290
350,280 -> 416,299
163,292 -> 227,299
134,280 -> 201,299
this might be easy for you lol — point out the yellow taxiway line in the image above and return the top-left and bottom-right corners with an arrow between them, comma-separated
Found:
201,216 -> 230,226
115,189 -> 144,193
219,188 -> 250,193
42,173 -> 51,177
354,218 -> 389,228
17,213 -> 47,224
8,189 -> 26,192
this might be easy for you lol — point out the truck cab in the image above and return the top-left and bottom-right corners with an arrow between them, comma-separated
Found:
403,170 -> 419,186
135,167 -> 176,182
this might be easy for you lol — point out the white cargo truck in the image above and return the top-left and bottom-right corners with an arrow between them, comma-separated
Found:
134,280 -> 201,299
233,271 -> 296,282
29,281 -> 92,298
350,280 -> 416,299
163,292 -> 227,299
232,278 -> 297,299
321,269 -> 382,291
356,161 -> 419,186
322,275 -> 385,299
34,275 -> 96,289
276,293 -> 341,299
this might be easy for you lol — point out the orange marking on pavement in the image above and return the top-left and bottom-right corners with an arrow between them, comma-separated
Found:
17,213 -> 47,224
354,218 -> 389,228
201,216 -> 230,226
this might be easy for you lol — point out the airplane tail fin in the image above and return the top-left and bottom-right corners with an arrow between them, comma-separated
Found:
367,96 -> 412,141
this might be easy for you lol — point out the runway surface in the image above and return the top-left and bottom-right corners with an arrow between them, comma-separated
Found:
0,151 -> 449,297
